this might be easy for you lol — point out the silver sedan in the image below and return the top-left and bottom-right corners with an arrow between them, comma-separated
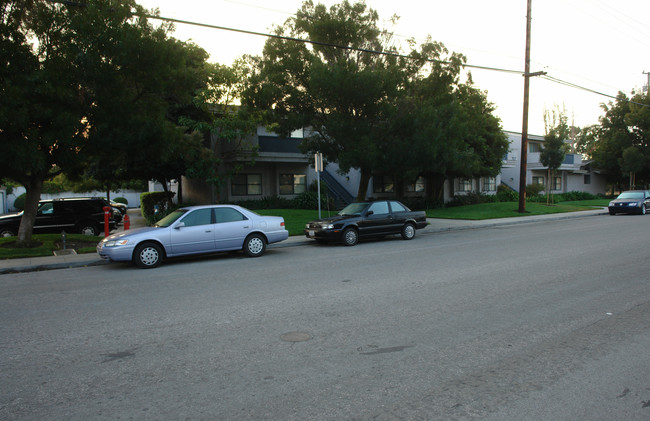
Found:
97,205 -> 289,268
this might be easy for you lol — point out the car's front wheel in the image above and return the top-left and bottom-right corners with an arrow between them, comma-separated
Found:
134,242 -> 163,268
641,204 -> 646,215
0,228 -> 16,238
243,233 -> 266,257
608,209 -> 616,215
401,223 -> 416,240
342,227 -> 358,246
77,222 -> 99,236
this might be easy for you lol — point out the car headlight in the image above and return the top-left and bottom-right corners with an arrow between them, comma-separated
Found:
322,223 -> 334,229
608,201 -> 614,206
103,239 -> 129,247
628,202 -> 639,207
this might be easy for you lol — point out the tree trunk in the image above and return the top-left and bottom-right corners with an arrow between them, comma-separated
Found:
394,175 -> 405,200
177,178 -> 183,204
159,180 -> 174,210
426,174 -> 445,204
357,169 -> 371,201
16,177 -> 44,247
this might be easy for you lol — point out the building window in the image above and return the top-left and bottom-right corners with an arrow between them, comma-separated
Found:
459,179 -> 472,192
231,174 -> 262,196
482,177 -> 496,192
373,175 -> 394,193
584,174 -> 591,185
406,176 -> 425,193
552,176 -> 562,191
532,176 -> 544,186
529,142 -> 541,153
279,174 -> 307,195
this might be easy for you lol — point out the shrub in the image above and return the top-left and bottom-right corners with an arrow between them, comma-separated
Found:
525,183 -> 545,198
232,195 -> 294,210
496,185 -> 519,202
13,193 -> 26,211
292,191 -> 334,210
448,192 -> 493,207
561,191 -> 597,201
140,191 -> 175,224
113,197 -> 128,206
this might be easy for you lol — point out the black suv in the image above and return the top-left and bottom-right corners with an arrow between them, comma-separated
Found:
0,197 -> 116,237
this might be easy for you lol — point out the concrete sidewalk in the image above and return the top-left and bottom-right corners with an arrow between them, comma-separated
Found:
0,207 -> 607,275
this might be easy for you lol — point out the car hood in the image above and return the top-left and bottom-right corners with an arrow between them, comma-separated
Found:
610,198 -> 641,204
0,212 -> 23,222
102,226 -> 163,241
310,214 -> 361,224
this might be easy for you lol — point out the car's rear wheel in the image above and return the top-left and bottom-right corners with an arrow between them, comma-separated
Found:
77,222 -> 99,236
134,242 -> 163,268
401,223 -> 416,240
0,228 -> 16,238
243,233 -> 266,257
342,227 -> 358,246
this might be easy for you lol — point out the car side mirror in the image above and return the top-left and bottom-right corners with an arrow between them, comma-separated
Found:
174,222 -> 185,229
366,210 -> 374,216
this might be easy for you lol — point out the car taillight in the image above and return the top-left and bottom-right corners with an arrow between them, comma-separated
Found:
280,222 -> 285,226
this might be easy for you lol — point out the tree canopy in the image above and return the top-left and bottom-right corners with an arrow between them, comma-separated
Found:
242,0 -> 506,201
587,92 -> 650,190
0,0 -> 213,243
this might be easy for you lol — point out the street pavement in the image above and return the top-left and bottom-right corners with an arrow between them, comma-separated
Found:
0,207 -> 608,275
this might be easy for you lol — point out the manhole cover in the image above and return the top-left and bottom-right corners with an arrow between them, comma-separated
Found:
280,331 -> 313,342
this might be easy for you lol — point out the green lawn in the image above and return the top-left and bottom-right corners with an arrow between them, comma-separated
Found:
0,233 -> 102,259
425,201 -> 607,220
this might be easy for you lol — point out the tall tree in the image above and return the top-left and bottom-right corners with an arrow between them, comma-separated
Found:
1,0 -> 214,244
541,107 -> 569,204
591,92 -> 650,190
0,0 -> 88,245
243,1 -> 505,202
243,0 -> 407,200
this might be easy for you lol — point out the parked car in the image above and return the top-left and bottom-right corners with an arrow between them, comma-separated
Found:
608,190 -> 650,215
109,199 -> 128,215
97,204 -> 289,268
0,197 -> 116,237
304,200 -> 428,246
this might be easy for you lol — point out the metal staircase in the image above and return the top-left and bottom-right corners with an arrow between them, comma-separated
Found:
320,169 -> 354,209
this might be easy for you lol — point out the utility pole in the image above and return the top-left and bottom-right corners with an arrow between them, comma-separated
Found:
518,0 -> 533,213
643,71 -> 650,95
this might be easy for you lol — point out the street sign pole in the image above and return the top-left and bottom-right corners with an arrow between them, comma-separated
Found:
315,153 -> 323,219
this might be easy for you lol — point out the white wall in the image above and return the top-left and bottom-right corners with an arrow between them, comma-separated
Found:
0,188 -> 6,214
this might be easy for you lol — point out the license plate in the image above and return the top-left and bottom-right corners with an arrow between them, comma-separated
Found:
309,230 -> 315,237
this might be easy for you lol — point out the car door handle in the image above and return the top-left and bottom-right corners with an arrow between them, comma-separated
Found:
243,226 -> 249,229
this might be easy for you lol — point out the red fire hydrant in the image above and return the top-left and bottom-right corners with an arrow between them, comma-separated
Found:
123,214 -> 130,230
103,206 -> 111,237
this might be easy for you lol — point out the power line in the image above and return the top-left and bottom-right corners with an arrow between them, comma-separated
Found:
53,1 -> 650,109
541,75 -> 650,108
145,14 -> 523,75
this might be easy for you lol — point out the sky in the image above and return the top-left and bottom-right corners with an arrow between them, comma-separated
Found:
136,0 -> 650,136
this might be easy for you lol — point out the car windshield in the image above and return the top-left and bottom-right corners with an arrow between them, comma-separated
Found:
338,202 -> 369,216
617,192 -> 643,200
154,209 -> 188,227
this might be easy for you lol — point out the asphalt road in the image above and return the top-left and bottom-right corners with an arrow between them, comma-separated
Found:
1,214 -> 649,420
